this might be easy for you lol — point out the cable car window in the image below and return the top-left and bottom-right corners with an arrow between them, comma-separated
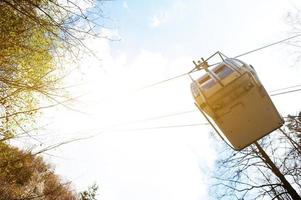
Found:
199,75 -> 210,84
214,65 -> 234,79
199,76 -> 216,90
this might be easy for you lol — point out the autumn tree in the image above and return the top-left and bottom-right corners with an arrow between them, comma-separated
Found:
78,184 -> 99,200
0,0 -> 105,199
0,141 -> 77,200
0,0 -> 105,141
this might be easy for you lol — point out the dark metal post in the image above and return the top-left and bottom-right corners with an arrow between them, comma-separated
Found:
254,142 -> 301,200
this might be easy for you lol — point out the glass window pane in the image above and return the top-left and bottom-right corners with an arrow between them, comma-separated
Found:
203,79 -> 216,89
215,65 -> 234,79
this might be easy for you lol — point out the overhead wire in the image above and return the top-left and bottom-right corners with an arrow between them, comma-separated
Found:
108,85 -> 301,127
87,86 -> 301,135
270,87 -> 301,97
269,84 -> 301,93
138,72 -> 189,90
91,109 -> 197,134
234,33 -> 301,58
137,33 -> 301,91
125,109 -> 196,124
107,123 -> 209,133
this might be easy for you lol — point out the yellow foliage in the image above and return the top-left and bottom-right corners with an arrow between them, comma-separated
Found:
0,1 -> 64,137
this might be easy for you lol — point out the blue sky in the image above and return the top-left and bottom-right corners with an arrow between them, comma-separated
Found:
27,0 -> 301,200
102,0 -> 294,59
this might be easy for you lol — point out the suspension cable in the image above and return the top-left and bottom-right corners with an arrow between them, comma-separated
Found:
138,33 -> 301,90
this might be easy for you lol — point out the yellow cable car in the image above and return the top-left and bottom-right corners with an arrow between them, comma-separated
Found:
190,52 -> 284,150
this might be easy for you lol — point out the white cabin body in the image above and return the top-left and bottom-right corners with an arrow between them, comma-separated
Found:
191,58 -> 284,150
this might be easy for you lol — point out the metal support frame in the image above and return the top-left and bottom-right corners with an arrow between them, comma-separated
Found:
191,52 -> 227,87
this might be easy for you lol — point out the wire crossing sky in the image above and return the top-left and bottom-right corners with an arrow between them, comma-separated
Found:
138,33 -> 301,91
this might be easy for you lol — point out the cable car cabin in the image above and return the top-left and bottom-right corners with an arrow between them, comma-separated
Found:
191,58 -> 284,150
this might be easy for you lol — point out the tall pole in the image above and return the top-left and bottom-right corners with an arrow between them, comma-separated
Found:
254,142 -> 301,200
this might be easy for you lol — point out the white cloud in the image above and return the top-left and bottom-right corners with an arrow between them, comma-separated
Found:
150,11 -> 169,28
149,1 -> 188,28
